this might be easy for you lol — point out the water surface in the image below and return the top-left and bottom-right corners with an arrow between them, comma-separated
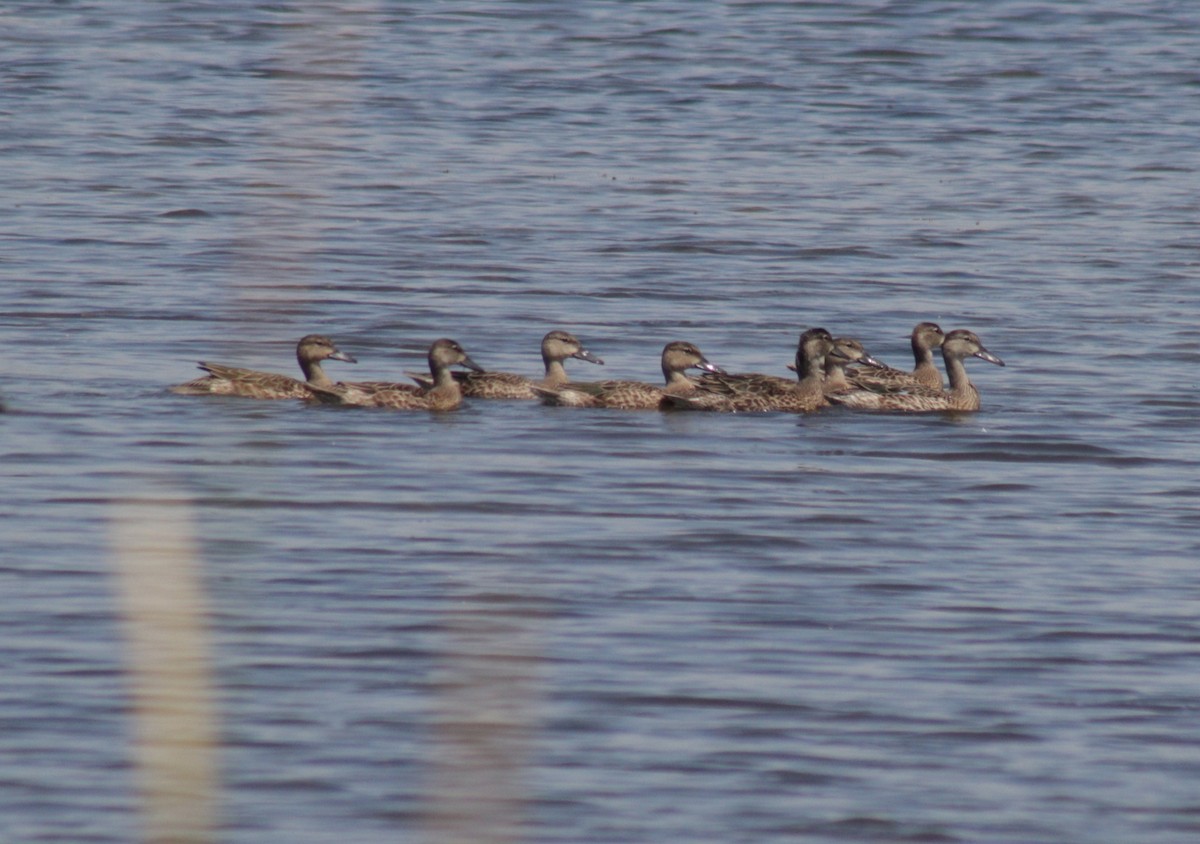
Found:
3,2 -> 1200,842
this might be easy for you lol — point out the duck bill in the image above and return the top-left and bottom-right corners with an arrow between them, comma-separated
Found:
974,349 -> 1005,367
573,349 -> 605,365
459,354 -> 485,373
695,359 -> 725,374
857,352 -> 884,368
330,351 -> 357,364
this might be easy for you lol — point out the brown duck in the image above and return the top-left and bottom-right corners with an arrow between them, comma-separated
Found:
829,329 -> 1004,412
534,341 -> 721,409
788,337 -> 885,395
670,327 -> 836,413
408,330 -> 604,399
170,334 -> 356,400
310,338 -> 482,411
823,337 -> 885,395
847,321 -> 946,393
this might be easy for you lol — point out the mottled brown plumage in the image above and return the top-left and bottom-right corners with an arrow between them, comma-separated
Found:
829,329 -> 1003,412
823,337 -> 884,395
310,339 -> 482,411
170,334 -> 356,400
408,330 -> 603,399
534,341 -> 721,410
671,328 -> 836,413
846,321 -> 946,393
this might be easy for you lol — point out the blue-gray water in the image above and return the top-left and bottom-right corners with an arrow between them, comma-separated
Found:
3,2 -> 1200,842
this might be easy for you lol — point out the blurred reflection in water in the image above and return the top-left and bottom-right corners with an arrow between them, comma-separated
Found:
112,492 -> 217,844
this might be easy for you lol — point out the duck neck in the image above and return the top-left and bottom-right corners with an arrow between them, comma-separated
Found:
430,364 -> 458,392
300,358 -> 332,386
823,359 -> 849,391
796,351 -> 824,383
663,366 -> 692,388
911,337 -> 935,367
943,354 -> 972,395
913,356 -> 939,378
543,357 -> 569,385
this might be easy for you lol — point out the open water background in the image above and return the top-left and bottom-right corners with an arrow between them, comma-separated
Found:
3,2 -> 1200,842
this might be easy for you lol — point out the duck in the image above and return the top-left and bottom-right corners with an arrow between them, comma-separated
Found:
533,341 -> 721,409
170,334 -> 356,399
823,337 -> 885,395
309,338 -> 482,411
829,329 -> 1004,412
407,330 -> 604,399
786,336 -> 886,394
846,321 -> 946,393
669,327 -> 836,412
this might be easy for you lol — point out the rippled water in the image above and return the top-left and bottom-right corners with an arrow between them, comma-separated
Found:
4,2 -> 1200,842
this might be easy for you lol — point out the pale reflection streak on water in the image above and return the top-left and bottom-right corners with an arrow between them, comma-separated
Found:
110,495 -> 218,844
3,1 -> 1200,843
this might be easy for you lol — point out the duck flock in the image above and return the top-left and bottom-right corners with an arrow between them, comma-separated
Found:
170,323 -> 1005,414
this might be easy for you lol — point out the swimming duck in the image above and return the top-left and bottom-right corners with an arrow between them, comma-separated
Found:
534,341 -> 721,409
788,336 -> 885,393
823,337 -> 885,395
310,338 -> 482,411
829,329 -> 1003,412
846,321 -> 946,393
670,328 -> 837,412
170,334 -> 356,399
407,330 -> 604,399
